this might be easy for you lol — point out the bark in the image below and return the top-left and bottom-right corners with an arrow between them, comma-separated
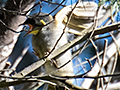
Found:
0,0 -> 34,69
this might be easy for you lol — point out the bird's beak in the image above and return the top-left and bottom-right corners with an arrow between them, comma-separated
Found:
24,30 -> 32,37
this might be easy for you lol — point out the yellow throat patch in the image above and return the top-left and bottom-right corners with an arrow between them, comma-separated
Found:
29,30 -> 39,35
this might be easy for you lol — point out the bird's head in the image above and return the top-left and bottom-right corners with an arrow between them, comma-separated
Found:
20,18 -> 46,36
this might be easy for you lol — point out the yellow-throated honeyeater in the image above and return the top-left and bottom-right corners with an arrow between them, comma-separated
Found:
22,12 -> 74,77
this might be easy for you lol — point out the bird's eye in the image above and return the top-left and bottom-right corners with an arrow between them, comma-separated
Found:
22,25 -> 29,31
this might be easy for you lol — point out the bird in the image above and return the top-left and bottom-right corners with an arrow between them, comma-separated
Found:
21,12 -> 74,77
20,12 -> 74,90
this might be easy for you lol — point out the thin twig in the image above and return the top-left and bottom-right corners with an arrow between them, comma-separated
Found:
19,0 -> 24,12
48,0 -> 66,15
0,6 -> 26,16
101,39 -> 108,90
0,19 -> 22,33
104,33 -> 119,90
47,0 -> 79,58
9,45 -> 29,74
2,71 -> 120,81
85,58 -> 92,68
90,39 -> 101,90
42,0 -> 66,7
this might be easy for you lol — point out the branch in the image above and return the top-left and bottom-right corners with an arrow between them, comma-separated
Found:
47,22 -> 120,60
1,71 -> 120,88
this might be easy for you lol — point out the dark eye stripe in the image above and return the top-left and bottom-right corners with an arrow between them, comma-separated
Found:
34,24 -> 44,27
24,18 -> 35,25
